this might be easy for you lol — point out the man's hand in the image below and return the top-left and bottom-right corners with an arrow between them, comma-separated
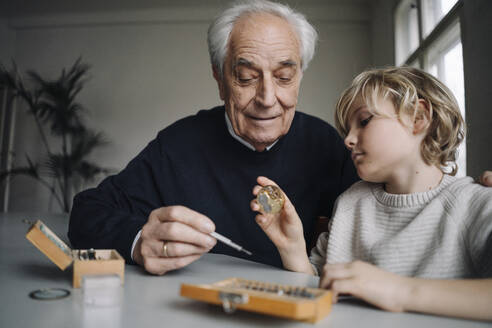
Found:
133,206 -> 217,275
319,261 -> 410,312
251,176 -> 313,274
479,170 -> 492,186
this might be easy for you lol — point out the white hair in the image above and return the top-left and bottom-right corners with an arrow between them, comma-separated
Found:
207,0 -> 318,77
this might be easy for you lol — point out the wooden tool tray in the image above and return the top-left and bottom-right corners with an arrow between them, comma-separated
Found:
26,220 -> 124,288
180,277 -> 332,323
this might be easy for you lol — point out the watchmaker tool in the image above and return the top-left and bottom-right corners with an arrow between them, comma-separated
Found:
210,232 -> 252,256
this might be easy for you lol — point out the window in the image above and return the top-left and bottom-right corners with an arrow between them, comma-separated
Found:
395,0 -> 420,65
394,0 -> 466,176
421,0 -> 459,37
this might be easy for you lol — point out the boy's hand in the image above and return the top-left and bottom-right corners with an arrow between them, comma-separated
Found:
251,176 -> 313,274
479,170 -> 492,186
251,176 -> 304,251
320,261 -> 410,312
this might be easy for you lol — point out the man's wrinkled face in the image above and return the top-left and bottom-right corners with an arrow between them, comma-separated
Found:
214,13 -> 302,151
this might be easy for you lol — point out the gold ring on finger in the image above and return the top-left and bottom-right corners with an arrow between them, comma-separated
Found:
162,241 -> 169,258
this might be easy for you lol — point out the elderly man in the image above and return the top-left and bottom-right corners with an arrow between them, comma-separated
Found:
69,0 -> 357,274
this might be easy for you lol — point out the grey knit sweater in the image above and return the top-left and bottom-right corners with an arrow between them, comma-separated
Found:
310,175 -> 492,278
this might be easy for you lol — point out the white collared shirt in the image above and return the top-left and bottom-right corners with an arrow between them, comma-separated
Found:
224,111 -> 278,151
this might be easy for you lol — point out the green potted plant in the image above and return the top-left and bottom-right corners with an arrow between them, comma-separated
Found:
0,58 -> 112,212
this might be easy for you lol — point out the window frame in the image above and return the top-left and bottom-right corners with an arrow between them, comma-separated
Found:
400,0 -> 463,67
424,21 -> 461,82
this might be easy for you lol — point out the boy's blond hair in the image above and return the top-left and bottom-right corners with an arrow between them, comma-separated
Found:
335,66 -> 465,175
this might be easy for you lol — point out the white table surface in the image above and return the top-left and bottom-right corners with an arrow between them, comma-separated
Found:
1,212 -> 490,328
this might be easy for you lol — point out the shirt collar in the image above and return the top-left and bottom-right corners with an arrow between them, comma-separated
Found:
224,111 -> 278,151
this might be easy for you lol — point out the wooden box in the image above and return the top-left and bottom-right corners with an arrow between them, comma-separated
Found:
180,278 -> 332,323
26,220 -> 124,288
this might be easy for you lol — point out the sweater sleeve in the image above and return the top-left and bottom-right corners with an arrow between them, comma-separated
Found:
309,232 -> 329,276
465,188 -> 492,277
68,136 -> 165,263
309,181 -> 357,276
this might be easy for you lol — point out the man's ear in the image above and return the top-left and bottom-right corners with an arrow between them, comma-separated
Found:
413,99 -> 431,135
212,66 -> 225,101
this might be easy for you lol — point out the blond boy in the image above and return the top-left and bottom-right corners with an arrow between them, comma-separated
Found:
252,67 -> 492,320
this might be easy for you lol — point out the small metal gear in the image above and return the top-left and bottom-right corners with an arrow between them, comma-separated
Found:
256,185 -> 285,214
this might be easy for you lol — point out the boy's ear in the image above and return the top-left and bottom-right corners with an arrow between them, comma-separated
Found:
413,99 -> 431,135
212,66 -> 225,101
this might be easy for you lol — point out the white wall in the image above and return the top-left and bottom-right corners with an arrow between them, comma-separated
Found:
299,21 -> 372,124
370,0 -> 397,67
6,3 -> 372,212
0,18 -> 15,63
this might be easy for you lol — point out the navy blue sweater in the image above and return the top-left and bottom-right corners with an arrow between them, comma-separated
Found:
69,106 -> 358,268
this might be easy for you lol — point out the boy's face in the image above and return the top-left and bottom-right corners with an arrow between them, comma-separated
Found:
343,96 -> 422,184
